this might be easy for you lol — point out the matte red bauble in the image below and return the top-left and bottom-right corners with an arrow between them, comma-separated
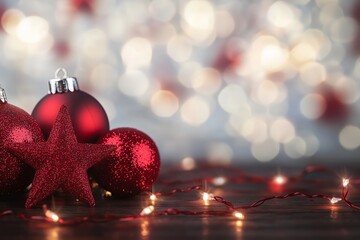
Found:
32,68 -> 109,143
91,128 -> 161,197
0,86 -> 44,196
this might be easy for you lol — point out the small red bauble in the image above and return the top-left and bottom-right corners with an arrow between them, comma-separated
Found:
91,128 -> 161,197
0,86 -> 44,196
32,68 -> 109,143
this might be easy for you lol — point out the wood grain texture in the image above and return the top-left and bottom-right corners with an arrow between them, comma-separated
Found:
1,165 -> 360,240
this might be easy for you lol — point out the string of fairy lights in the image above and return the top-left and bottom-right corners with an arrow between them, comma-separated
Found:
0,165 -> 359,225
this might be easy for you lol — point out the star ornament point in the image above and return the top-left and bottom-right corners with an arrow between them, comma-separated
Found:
6,105 -> 115,208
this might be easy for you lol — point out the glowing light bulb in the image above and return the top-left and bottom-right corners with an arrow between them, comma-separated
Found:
274,175 -> 286,185
149,194 -> 157,202
43,205 -> 59,222
330,197 -> 342,204
102,190 -> 112,198
342,178 -> 349,188
233,211 -> 245,220
140,205 -> 155,216
91,182 -> 99,189
202,192 -> 214,201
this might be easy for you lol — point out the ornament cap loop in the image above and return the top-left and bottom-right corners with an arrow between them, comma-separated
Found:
55,68 -> 67,79
0,84 -> 8,103
48,68 -> 79,94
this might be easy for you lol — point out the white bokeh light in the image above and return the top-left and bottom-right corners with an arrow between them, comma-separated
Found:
151,90 -> 179,118
182,0 -> 215,42
218,84 -> 248,114
251,138 -> 280,162
267,1 -> 297,29
118,70 -> 149,97
339,125 -> 360,150
181,96 -> 210,126
284,136 -> 307,159
300,94 -> 325,120
121,37 -> 152,69
270,118 -> 296,144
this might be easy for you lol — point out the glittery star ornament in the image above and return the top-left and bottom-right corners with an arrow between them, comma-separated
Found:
6,105 -> 115,208
91,128 -> 160,197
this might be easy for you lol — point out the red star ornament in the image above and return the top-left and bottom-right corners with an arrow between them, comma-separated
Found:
6,105 -> 115,208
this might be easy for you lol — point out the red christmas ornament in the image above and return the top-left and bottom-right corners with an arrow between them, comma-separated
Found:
70,0 -> 94,14
0,5 -> 6,31
212,40 -> 243,72
91,128 -> 161,197
53,40 -> 71,59
32,68 -> 109,143
0,86 -> 44,196
318,84 -> 349,122
6,106 -> 115,208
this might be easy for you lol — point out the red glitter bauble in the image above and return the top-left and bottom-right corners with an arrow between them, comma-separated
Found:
91,128 -> 161,197
0,92 -> 44,196
32,69 -> 109,143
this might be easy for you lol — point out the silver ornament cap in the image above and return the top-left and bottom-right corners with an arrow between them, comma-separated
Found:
48,68 -> 79,94
0,85 -> 7,103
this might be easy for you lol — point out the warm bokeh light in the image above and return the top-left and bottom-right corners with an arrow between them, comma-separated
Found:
300,94 -> 325,119
207,142 -> 233,164
81,29 -> 107,60
213,176 -> 227,186
118,70 -> 150,97
151,90 -> 179,117
182,0 -> 215,42
148,0 -> 176,22
284,136 -> 307,159
215,11 -> 235,38
121,37 -> 152,69
181,157 -> 196,171
270,117 -> 295,144
1,9 -> 24,35
181,96 -> 210,126
251,138 -> 280,162
260,44 -> 289,72
291,42 -> 317,63
254,80 -> 281,106
242,117 -> 268,144
299,62 -> 327,86
267,1 -> 296,29
1,0 -> 360,162
192,68 -> 221,94
16,16 -> 49,44
218,84 -> 248,114
339,125 -> 360,150
167,35 -> 193,62
330,17 -> 357,43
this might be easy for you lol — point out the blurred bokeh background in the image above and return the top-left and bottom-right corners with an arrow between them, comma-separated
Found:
1,0 -> 360,165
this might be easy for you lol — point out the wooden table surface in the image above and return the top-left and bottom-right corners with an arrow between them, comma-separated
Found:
1,164 -> 360,240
